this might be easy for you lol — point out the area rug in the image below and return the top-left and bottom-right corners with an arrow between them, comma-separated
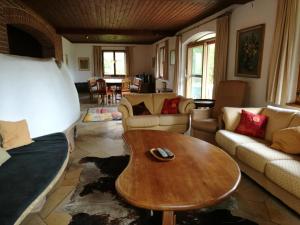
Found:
63,156 -> 258,225
83,107 -> 122,122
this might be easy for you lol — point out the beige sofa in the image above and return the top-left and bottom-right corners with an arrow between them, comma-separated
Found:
118,93 -> 195,133
215,106 -> 300,214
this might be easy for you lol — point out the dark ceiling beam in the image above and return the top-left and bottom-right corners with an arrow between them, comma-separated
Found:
56,28 -> 175,37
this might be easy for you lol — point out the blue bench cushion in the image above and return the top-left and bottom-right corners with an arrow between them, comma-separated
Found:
0,132 -> 68,225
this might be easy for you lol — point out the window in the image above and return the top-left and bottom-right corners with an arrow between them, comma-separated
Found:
186,38 -> 215,99
158,47 -> 165,78
102,50 -> 126,76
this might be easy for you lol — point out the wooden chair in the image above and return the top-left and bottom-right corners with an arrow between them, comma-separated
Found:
130,77 -> 143,93
88,79 -> 98,101
96,78 -> 107,104
121,78 -> 131,96
191,80 -> 248,144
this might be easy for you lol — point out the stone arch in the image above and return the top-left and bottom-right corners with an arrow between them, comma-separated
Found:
3,7 -> 62,61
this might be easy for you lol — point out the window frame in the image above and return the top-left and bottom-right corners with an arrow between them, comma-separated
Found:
158,46 -> 165,78
186,38 -> 216,99
102,50 -> 127,77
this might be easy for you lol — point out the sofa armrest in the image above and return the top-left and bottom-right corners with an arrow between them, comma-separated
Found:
191,108 -> 212,121
118,105 -> 130,120
178,98 -> 196,114
119,97 -> 133,117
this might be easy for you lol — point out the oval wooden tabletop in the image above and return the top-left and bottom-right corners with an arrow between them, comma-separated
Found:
116,130 -> 241,211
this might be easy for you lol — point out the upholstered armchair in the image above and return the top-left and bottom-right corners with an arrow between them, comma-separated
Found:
191,80 -> 247,144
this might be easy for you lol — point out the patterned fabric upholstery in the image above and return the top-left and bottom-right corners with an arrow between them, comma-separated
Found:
215,130 -> 265,156
222,107 -> 263,131
192,118 -> 218,133
265,159 -> 300,198
236,142 -> 293,173
159,114 -> 189,126
261,106 -> 296,142
289,113 -> 300,127
126,115 -> 159,128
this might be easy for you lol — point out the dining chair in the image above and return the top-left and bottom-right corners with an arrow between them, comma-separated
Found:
88,79 -> 98,101
121,77 -> 131,96
96,78 -> 107,104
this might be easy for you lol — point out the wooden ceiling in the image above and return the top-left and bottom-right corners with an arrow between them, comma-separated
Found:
22,0 -> 251,44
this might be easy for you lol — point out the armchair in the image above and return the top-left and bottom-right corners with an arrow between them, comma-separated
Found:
191,80 -> 247,143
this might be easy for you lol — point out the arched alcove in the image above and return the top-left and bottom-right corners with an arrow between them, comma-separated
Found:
7,25 -> 55,58
3,7 -> 62,62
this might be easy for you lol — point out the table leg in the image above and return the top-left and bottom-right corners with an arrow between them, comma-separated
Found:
162,211 -> 175,225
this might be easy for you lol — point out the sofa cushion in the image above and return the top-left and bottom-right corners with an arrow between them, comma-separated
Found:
0,149 -> 10,166
222,107 -> 263,131
153,93 -> 177,114
132,102 -> 151,115
261,106 -> 296,142
289,113 -> 300,127
192,118 -> 218,133
215,130 -> 265,156
125,94 -> 154,114
0,120 -> 33,150
265,159 -> 300,198
127,115 -> 159,128
161,97 -> 180,114
235,110 -> 268,139
236,142 -> 293,173
159,114 -> 189,126
271,126 -> 300,154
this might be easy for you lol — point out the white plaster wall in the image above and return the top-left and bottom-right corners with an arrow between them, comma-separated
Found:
62,37 -> 76,81
227,0 -> 278,106
152,37 -> 177,89
0,54 -> 80,138
61,41 -> 153,83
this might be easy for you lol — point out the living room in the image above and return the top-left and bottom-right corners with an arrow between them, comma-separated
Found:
0,0 -> 300,225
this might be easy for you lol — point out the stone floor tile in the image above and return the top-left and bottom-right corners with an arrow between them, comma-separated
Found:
20,213 -> 46,225
39,186 -> 75,219
234,197 -> 270,221
44,212 -> 72,225
265,198 -> 300,225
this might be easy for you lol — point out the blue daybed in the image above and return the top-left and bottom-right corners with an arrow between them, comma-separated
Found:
0,132 -> 69,225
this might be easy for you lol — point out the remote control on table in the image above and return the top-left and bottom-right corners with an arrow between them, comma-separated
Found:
163,148 -> 174,157
157,148 -> 168,158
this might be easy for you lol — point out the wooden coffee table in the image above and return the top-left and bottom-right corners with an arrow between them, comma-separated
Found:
116,130 -> 241,225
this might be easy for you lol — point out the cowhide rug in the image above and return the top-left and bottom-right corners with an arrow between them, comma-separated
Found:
63,156 -> 257,225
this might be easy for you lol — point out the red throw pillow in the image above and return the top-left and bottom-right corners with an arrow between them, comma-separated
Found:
161,97 -> 180,114
235,110 -> 268,139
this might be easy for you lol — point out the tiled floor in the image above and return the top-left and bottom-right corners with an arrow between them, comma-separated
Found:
21,94 -> 300,225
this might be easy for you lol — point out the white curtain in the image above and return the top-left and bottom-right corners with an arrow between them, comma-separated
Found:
267,0 -> 300,104
213,14 -> 230,97
173,35 -> 182,93
93,46 -> 102,77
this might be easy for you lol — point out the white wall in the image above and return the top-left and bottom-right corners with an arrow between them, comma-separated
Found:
0,54 -> 80,138
62,38 -> 153,83
227,0 -> 278,106
151,0 -> 278,106
152,37 -> 176,89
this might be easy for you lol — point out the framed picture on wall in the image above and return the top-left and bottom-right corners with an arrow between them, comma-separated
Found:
235,24 -> 265,78
78,57 -> 90,71
170,50 -> 175,65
